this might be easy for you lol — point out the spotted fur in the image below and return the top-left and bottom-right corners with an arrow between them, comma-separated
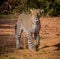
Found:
15,9 -> 41,51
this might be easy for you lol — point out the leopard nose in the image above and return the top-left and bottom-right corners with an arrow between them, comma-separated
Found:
36,21 -> 39,24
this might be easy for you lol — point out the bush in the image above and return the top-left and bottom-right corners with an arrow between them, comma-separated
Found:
0,0 -> 60,16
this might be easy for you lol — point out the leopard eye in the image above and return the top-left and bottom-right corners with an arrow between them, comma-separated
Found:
36,18 -> 38,20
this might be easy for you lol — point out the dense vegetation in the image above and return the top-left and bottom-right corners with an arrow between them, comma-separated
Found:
0,0 -> 60,16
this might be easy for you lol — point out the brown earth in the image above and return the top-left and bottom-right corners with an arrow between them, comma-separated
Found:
0,17 -> 60,59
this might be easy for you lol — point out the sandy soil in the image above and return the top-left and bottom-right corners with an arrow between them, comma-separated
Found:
0,17 -> 60,59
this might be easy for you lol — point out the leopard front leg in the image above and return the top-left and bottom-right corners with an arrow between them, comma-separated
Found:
27,32 -> 35,51
14,25 -> 23,49
34,33 -> 40,49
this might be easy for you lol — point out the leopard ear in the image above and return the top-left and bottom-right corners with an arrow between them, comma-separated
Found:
30,9 -> 34,14
40,9 -> 44,14
38,9 -> 44,16
30,9 -> 32,12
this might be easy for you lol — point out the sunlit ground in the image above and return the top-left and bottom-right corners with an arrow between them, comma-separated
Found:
0,17 -> 60,59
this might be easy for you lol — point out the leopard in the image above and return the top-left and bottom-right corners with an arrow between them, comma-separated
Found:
14,9 -> 42,51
